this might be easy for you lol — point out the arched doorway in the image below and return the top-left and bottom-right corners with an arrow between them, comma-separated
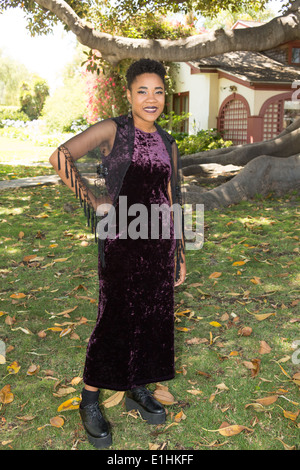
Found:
218,94 -> 250,145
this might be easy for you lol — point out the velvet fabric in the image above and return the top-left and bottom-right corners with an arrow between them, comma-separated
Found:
83,128 -> 176,390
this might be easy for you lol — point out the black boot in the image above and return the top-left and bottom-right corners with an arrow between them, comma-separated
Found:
125,386 -> 166,424
79,397 -> 112,449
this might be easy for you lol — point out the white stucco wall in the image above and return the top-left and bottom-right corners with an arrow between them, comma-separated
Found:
174,62 -> 210,133
174,63 -> 292,133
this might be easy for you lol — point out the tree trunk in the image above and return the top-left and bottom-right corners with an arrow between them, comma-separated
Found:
185,154 -> 300,210
181,118 -> 300,173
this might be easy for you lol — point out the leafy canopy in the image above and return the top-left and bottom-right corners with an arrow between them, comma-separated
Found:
0,0 -> 289,36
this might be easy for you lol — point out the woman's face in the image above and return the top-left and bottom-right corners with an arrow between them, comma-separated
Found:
127,73 -> 165,132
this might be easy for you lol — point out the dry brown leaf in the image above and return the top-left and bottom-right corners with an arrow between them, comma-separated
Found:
245,402 -> 266,412
27,364 -> 40,376
102,391 -> 125,408
69,376 -> 82,386
218,424 -> 253,436
238,326 -> 252,336
174,410 -> 187,422
283,409 -> 299,421
10,293 -> 26,299
292,372 -> 300,386
255,395 -> 278,405
253,312 -> 275,321
209,272 -> 222,279
250,277 -> 261,285
187,389 -> 202,396
50,416 -> 64,428
37,330 -> 47,338
243,359 -> 261,377
185,337 -> 208,345
53,386 -> 76,397
0,385 -> 14,404
153,388 -> 176,405
276,438 -> 296,450
259,340 -> 272,354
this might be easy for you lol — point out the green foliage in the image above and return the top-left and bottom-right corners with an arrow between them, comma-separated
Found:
42,76 -> 86,132
0,0 -> 283,37
0,50 -> 32,106
19,78 -> 49,120
176,128 -> 233,155
0,106 -> 29,127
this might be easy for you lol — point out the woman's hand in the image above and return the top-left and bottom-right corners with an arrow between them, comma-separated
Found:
174,258 -> 186,287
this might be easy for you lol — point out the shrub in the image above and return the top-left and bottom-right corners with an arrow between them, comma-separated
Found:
175,128 -> 233,155
0,107 -> 29,127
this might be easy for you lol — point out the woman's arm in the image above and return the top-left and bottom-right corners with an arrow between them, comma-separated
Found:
49,148 -> 97,209
49,119 -> 117,211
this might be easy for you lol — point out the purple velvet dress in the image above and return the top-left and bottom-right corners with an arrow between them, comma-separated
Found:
83,128 -> 176,391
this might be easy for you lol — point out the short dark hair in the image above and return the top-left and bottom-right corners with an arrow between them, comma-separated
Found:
126,59 -> 166,90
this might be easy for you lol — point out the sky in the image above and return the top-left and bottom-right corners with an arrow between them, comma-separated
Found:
0,1 -> 284,93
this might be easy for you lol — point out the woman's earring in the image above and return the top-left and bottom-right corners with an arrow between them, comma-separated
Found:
128,107 -> 132,118
160,113 -> 166,119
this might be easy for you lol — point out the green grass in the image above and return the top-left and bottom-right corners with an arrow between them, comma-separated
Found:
0,136 -> 56,164
0,164 -> 299,450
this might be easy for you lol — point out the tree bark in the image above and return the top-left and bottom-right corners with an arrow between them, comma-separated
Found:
181,118 -> 300,173
185,154 -> 300,210
33,0 -> 300,65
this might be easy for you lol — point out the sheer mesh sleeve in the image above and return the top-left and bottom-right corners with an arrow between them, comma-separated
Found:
55,119 -> 117,232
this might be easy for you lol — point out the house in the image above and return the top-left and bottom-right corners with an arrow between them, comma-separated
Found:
173,20 -> 300,144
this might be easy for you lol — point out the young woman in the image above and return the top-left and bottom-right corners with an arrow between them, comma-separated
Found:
49,59 -> 186,449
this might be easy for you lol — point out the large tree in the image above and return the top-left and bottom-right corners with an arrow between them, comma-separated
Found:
1,0 -> 299,206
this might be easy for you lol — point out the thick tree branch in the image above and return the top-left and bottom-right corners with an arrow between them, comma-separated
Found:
34,0 -> 300,65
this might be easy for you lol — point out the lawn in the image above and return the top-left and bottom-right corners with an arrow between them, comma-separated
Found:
0,146 -> 299,451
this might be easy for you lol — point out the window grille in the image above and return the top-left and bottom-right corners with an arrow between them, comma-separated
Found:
219,98 -> 248,145
262,100 -> 284,140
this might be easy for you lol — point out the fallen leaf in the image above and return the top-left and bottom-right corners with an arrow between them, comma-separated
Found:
253,313 -> 275,321
57,397 -> 81,412
174,410 -> 187,422
53,387 -> 76,398
153,388 -> 176,405
102,391 -> 125,408
209,272 -> 222,279
238,326 -> 252,336
250,277 -> 261,285
50,416 -> 64,428
259,341 -> 272,354
7,361 -> 20,374
283,409 -> 299,421
187,389 -> 203,396
209,321 -> 222,327
0,385 -> 14,404
255,395 -> 278,405
10,293 -> 26,299
218,424 -> 253,436
276,438 -> 296,450
69,377 -> 82,386
27,364 -> 40,376
185,337 -> 208,345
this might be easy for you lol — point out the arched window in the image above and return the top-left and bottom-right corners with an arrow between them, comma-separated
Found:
218,94 -> 250,145
259,92 -> 300,140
